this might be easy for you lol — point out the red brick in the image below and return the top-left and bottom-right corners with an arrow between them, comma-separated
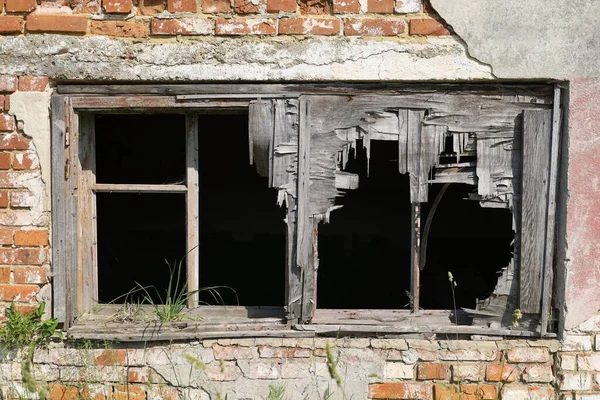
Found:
216,18 -> 276,35
299,0 -> 330,14
486,363 -> 519,382
17,76 -> 48,92
0,172 -> 31,189
0,76 -> 17,93
14,304 -> 38,314
151,18 -> 214,35
0,96 -> 4,112
266,0 -> 295,12
0,284 -> 39,301
0,134 -> 28,149
167,0 -> 196,12
367,0 -> 392,13
26,14 -> 87,33
0,248 -> 45,264
202,0 -> 230,13
0,153 -> 10,170
5,0 -> 36,12
0,267 -> 9,283
79,385 -> 110,400
90,20 -> 149,38
14,267 -> 47,284
94,349 -> 127,366
0,16 -> 24,33
459,384 -> 497,400
10,190 -> 35,208
409,17 -> 450,36
418,363 -> 450,380
102,0 -> 132,13
278,17 -> 340,35
113,384 -> 145,400
368,382 -> 433,399
49,384 -> 79,400
14,229 -> 48,246
4,96 -> 9,111
234,0 -> 259,13
71,0 -> 101,13
0,191 -> 7,208
0,115 -> 16,132
333,0 -> 359,13
344,17 -> 404,35
0,229 -> 12,245
137,0 -> 165,15
12,152 -> 38,170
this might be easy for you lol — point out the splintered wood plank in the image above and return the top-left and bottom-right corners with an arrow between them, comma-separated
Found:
285,194 -> 302,321
540,87 -> 562,335
407,110 -> 425,203
248,100 -> 275,179
186,114 -> 199,307
51,95 -> 68,323
398,108 -> 409,174
520,109 -> 552,314
78,113 -> 97,312
410,203 -> 421,314
297,98 -> 314,323
272,99 -> 297,188
92,184 -> 188,193
419,125 -> 445,202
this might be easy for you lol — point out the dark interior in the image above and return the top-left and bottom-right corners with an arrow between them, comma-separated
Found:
96,113 -> 286,306
317,139 -> 514,310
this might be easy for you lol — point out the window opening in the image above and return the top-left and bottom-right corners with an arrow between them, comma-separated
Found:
318,139 -> 412,309
198,114 -> 286,306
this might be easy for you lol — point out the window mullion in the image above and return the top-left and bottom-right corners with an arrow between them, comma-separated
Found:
186,113 -> 200,307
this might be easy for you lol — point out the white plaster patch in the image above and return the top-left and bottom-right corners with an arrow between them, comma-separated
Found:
395,0 -> 420,13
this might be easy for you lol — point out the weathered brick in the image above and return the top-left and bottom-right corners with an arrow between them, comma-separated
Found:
0,134 -> 28,150
213,344 -> 258,360
333,0 -> 359,13
417,363 -> 450,380
17,76 -> 48,92
368,0 -> 392,13
0,248 -> 45,264
94,349 -> 127,366
79,384 -> 111,400
13,267 -> 47,284
138,0 -> 165,14
167,0 -> 196,12
0,153 -> 10,170
560,372 -> 594,391
578,353 -> 600,371
266,0 -> 295,12
90,20 -> 149,38
102,0 -> 132,13
299,0 -> 330,14
384,362 -> 414,379
203,0 -> 230,13
368,382 -> 433,399
10,191 -> 35,208
13,152 -> 39,170
234,0 -> 260,13
344,17 -> 405,36
49,384 -> 79,400
0,76 -> 18,93
26,14 -> 88,34
0,191 -> 7,208
4,96 -> 10,111
438,349 -> 498,361
409,17 -> 450,36
113,384 -> 145,400
486,363 -> 519,382
451,364 -> 484,382
521,365 -> 553,383
237,360 -> 279,379
151,18 -> 214,35
0,267 -> 9,283
0,16 -> 24,33
258,345 -> 311,358
0,115 -> 16,133
278,17 -> 340,35
506,347 -> 549,363
0,229 -> 12,245
215,18 -> 276,35
459,384 -> 497,400
5,0 -> 36,12
371,339 -> 408,350
501,384 -> 554,400
395,0 -> 420,13
563,335 -> 594,351
0,284 -> 39,301
146,385 -> 177,400
560,353 -> 577,371
205,361 -> 243,381
280,359 -> 312,378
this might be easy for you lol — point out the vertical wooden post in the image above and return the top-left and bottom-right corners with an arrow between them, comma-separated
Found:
410,203 -> 421,314
186,114 -> 199,307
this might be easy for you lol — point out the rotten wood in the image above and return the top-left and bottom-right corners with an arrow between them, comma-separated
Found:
285,194 -> 302,321
520,109 -> 553,314
186,114 -> 200,307
248,99 -> 274,179
410,203 -> 421,314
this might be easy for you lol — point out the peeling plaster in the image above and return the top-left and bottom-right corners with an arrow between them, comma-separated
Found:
8,91 -> 51,212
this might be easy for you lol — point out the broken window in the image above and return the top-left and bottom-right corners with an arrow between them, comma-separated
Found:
52,84 -> 563,338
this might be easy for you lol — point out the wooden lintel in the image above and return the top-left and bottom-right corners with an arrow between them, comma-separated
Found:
92,184 -> 188,193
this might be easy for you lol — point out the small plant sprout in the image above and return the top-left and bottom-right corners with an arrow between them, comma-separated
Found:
448,271 -> 458,327
512,309 -> 523,327
325,342 -> 342,389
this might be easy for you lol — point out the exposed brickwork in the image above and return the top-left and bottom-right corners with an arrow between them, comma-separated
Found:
167,0 -> 196,12
409,17 -> 451,35
151,18 -> 214,35
18,76 -> 48,92
26,14 -> 88,33
278,17 -> 340,35
215,17 -> 276,35
203,0 -> 231,13
0,16 -> 24,33
102,0 -> 132,13
5,0 -> 36,13
90,20 -> 149,38
344,17 -> 405,36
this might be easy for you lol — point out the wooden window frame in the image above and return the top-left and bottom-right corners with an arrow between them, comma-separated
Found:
52,83 -> 564,339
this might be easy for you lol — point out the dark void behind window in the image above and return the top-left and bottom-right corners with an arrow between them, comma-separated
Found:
197,114 -> 285,307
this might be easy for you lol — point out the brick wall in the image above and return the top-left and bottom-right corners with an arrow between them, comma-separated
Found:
0,75 -> 50,321
0,0 -> 449,38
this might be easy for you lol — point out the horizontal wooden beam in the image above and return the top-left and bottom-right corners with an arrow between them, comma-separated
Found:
72,96 -> 250,109
93,183 -> 187,193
